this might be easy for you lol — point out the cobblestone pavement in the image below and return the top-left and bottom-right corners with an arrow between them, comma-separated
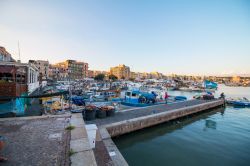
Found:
0,116 -> 70,166
87,99 -> 212,126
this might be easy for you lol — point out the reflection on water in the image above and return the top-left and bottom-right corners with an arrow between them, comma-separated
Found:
204,120 -> 217,130
114,86 -> 250,166
114,107 -> 225,148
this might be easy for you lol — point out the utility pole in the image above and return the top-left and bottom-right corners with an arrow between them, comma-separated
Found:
18,41 -> 21,62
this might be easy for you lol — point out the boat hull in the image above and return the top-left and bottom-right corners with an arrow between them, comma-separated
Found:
233,101 -> 250,107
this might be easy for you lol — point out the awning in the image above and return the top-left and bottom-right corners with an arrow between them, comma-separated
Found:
0,66 -> 16,73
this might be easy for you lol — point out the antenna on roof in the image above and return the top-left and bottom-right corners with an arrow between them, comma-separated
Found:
18,41 -> 21,62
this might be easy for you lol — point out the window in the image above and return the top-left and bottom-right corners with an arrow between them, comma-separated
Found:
132,93 -> 137,97
30,71 -> 32,83
126,92 -> 131,96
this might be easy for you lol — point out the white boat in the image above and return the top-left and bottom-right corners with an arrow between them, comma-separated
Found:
179,87 -> 192,92
190,86 -> 203,92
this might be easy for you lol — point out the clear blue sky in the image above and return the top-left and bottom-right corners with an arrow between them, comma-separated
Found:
0,0 -> 249,76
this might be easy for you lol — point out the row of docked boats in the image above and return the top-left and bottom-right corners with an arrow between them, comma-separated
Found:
226,97 -> 250,107
177,80 -> 218,92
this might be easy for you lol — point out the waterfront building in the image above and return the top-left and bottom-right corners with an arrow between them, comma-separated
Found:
49,64 -> 68,81
110,64 -> 130,80
137,72 -> 146,80
28,60 -> 49,80
52,60 -> 89,80
88,70 -> 94,78
0,46 -> 16,62
93,70 -> 109,77
142,72 -> 151,79
130,72 -> 136,79
150,72 -> 164,79
232,76 -> 241,83
0,47 -> 39,97
0,61 -> 39,97
83,62 -> 89,78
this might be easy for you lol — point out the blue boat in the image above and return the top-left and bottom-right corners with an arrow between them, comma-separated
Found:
121,90 -> 158,107
233,101 -> 250,107
71,96 -> 85,106
174,96 -> 187,101
204,80 -> 218,91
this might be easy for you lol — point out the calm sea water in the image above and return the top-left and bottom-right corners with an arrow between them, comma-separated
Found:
113,85 -> 250,166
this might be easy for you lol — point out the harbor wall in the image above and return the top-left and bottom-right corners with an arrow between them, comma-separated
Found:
104,99 -> 224,137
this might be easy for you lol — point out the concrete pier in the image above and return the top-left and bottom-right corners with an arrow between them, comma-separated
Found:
105,99 -> 224,137
88,99 -> 224,127
92,99 -> 224,166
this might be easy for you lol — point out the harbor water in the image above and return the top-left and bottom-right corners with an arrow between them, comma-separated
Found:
113,85 -> 250,166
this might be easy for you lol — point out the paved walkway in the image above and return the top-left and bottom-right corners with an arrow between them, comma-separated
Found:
70,114 -> 97,166
87,99 -> 214,126
0,115 -> 70,166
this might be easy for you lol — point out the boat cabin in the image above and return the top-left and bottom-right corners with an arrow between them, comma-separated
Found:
124,90 -> 157,104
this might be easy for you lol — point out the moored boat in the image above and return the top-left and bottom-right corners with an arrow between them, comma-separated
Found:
121,90 -> 158,107
226,97 -> 249,105
174,96 -> 187,101
233,101 -> 250,107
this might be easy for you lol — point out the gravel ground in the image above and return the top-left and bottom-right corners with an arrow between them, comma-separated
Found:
0,116 -> 70,166
87,99 -> 214,126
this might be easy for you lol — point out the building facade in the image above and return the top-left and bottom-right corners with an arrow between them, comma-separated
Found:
0,62 -> 39,97
0,46 -> 15,62
0,47 -> 39,97
110,64 -> 130,80
29,60 -> 49,80
88,70 -> 94,78
83,63 -> 89,78
52,60 -> 88,80
149,72 -> 164,79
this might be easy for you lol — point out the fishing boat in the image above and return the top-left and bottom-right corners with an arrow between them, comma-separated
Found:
179,87 -> 192,92
226,98 -> 238,104
121,90 -> 159,107
190,86 -> 203,92
174,96 -> 187,101
229,97 -> 250,107
203,80 -> 218,92
233,101 -> 250,107
226,97 -> 249,105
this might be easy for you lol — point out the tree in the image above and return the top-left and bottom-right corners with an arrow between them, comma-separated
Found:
129,77 -> 135,82
109,74 -> 118,82
94,74 -> 105,81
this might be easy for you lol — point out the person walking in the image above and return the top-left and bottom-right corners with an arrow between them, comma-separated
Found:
164,92 -> 169,104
